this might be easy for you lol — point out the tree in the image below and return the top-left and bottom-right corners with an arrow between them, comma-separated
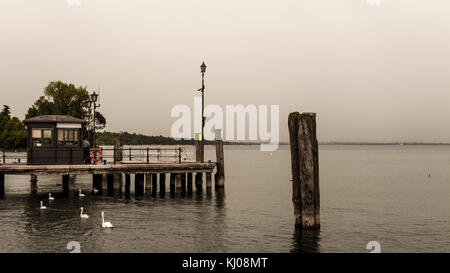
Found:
25,81 -> 105,126
0,105 -> 11,133
0,117 -> 27,149
25,81 -> 107,144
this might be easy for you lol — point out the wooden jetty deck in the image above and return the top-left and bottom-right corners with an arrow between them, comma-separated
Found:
0,162 -> 218,196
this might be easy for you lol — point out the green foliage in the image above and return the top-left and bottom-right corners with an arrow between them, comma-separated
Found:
0,105 -> 11,132
0,106 -> 27,149
25,81 -> 106,127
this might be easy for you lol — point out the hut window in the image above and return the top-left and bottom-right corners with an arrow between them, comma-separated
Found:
58,129 -> 79,146
32,129 -> 53,147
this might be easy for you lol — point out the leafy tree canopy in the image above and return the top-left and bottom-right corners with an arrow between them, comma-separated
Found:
25,81 -> 105,127
0,106 -> 27,149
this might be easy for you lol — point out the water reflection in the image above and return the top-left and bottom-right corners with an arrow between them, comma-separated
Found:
291,228 -> 321,253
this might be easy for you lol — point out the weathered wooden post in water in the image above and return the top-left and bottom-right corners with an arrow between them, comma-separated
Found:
288,112 -> 320,229
30,174 -> 38,193
114,137 -> 123,163
215,129 -> 225,187
0,173 -> 4,197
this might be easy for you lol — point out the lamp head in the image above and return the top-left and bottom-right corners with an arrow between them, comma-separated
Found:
200,62 -> 206,73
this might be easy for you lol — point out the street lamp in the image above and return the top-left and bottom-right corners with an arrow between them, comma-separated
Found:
198,62 -> 206,162
89,91 -> 101,147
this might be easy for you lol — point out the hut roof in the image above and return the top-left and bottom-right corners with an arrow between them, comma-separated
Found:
23,115 -> 87,124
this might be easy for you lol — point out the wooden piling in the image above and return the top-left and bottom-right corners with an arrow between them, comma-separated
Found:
114,137 -> 123,163
30,174 -> 38,193
170,173 -> 175,195
187,172 -> 193,194
195,140 -> 202,162
159,173 -> 166,195
152,173 -> 157,193
113,173 -> 122,192
153,173 -> 159,195
145,173 -> 152,193
181,173 -> 186,193
135,173 -> 144,195
62,174 -> 75,193
195,172 -> 203,192
107,174 -> 114,194
0,173 -> 4,196
288,112 -> 320,229
215,132 -> 225,187
101,173 -> 108,194
92,174 -> 102,192
206,172 -> 212,190
175,173 -> 182,195
125,173 -> 131,194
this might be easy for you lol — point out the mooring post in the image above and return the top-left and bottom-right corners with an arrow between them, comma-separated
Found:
0,173 -> 4,197
187,172 -> 193,194
30,174 -> 38,193
145,173 -> 152,193
125,173 -> 131,194
195,172 -> 203,193
114,138 -> 122,163
135,173 -> 144,195
215,129 -> 225,187
288,112 -> 320,229
159,173 -> 166,196
206,172 -> 212,190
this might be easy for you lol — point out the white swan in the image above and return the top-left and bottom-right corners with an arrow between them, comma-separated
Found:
80,207 -> 89,219
93,188 -> 99,194
40,201 -> 47,210
79,189 -> 86,197
101,211 -> 113,228
48,193 -> 55,200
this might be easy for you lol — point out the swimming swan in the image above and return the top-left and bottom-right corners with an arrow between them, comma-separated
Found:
48,193 -> 54,200
80,207 -> 89,219
40,201 -> 47,210
79,189 -> 86,197
101,211 -> 113,228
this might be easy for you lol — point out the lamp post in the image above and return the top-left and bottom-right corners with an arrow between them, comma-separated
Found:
89,91 -> 100,147
198,62 -> 206,162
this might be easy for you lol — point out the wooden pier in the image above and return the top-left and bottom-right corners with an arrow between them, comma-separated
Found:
0,162 -> 217,196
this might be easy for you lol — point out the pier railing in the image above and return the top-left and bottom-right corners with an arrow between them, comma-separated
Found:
0,147 -> 191,165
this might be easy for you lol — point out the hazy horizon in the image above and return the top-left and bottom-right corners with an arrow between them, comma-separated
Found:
1,0 -> 450,143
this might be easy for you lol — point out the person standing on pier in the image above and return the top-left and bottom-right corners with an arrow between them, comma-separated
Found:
82,137 -> 91,164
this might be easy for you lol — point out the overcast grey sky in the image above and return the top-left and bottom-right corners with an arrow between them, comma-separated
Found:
1,0 -> 450,142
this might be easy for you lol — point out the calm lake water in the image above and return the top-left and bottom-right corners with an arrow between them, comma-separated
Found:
0,145 -> 449,253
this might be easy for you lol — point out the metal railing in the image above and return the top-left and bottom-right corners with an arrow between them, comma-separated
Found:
0,147 -> 192,165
